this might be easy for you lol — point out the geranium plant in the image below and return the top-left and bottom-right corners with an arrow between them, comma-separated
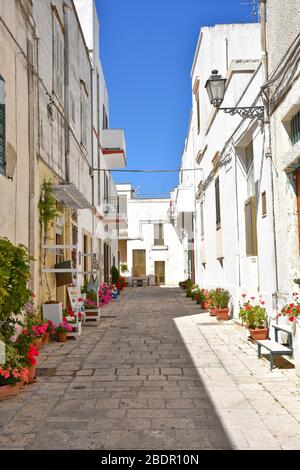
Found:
98,284 -> 113,305
239,295 -> 267,329
277,292 -> 300,323
46,320 -> 55,336
56,320 -> 73,333
214,288 -> 231,308
0,341 -> 29,386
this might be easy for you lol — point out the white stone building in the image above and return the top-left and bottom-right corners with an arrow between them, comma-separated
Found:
260,0 -> 300,309
0,0 -> 126,305
74,0 -> 126,284
175,22 -> 279,317
117,184 -> 184,286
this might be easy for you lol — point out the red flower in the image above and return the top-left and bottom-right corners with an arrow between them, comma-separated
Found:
242,294 -> 246,298
289,303 -> 295,309
289,316 -> 295,322
260,300 -> 265,305
245,305 -> 251,311
250,296 -> 255,300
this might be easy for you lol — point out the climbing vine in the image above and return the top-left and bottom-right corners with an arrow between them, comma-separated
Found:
38,179 -> 60,237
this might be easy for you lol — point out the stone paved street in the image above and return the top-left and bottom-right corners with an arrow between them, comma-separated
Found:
1,287 -> 300,450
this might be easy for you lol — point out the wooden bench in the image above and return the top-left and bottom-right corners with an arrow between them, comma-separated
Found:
272,324 -> 293,350
257,339 -> 293,371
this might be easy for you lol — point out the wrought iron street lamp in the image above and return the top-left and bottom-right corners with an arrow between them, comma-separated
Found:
205,70 -> 264,122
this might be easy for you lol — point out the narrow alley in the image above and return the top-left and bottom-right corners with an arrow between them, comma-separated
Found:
1,287 -> 300,450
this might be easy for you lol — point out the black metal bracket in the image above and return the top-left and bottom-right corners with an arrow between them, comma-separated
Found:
219,106 -> 265,123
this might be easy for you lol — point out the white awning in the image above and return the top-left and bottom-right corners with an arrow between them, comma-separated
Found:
51,184 -> 93,210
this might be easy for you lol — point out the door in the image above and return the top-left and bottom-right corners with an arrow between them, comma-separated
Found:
155,261 -> 165,285
133,250 -> 146,277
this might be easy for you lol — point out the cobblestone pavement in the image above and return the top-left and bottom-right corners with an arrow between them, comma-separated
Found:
1,287 -> 300,450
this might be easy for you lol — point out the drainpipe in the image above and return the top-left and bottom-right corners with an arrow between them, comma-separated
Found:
260,0 -> 279,312
27,39 -> 36,293
90,64 -> 95,252
63,2 -> 70,184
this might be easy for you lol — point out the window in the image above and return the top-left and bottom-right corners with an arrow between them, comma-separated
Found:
0,76 -> 6,176
262,191 -> 267,217
245,196 -> 258,256
245,140 -> 255,197
215,177 -> 221,228
200,201 -> 204,240
291,110 -> 300,145
103,105 -> 108,130
97,73 -> 101,205
104,171 -> 109,204
70,92 -> 75,126
80,85 -> 88,147
133,250 -> 146,277
154,223 -> 164,246
196,93 -> 200,134
53,18 -> 64,102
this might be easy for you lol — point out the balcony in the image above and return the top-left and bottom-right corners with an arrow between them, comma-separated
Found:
101,129 -> 126,169
176,185 -> 194,213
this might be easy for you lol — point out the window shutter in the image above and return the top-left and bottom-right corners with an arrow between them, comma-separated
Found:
0,77 -> 6,176
245,196 -> 258,256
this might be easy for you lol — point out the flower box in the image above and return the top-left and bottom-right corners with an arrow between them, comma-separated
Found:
0,382 -> 22,401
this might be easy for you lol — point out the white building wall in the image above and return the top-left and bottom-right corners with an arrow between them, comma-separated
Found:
118,189 -> 185,286
178,23 -> 278,318
264,0 -> 300,307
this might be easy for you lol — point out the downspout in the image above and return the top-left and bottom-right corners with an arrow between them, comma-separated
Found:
27,38 -> 36,293
63,3 -> 70,184
260,0 -> 279,311
90,64 -> 95,253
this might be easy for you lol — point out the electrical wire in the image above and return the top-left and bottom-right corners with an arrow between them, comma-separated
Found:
92,168 -> 203,173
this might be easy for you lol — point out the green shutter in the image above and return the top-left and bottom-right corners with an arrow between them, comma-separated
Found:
0,77 -> 6,176
292,111 -> 300,146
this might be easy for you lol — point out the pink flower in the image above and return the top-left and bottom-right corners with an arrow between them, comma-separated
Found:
242,294 -> 246,298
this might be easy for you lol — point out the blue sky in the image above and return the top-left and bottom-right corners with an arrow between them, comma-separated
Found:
95,0 -> 258,197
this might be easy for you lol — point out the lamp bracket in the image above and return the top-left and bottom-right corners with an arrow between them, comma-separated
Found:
219,106 -> 265,123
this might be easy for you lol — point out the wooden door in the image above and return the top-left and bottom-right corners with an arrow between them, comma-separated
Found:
155,261 -> 165,285
133,250 -> 146,277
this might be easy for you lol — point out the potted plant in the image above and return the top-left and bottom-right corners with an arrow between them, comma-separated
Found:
0,337 -> 29,400
214,288 -> 231,320
208,289 -> 218,316
201,290 -> 210,310
194,289 -> 205,305
16,332 -> 40,384
277,292 -> 300,376
42,320 -> 55,345
240,295 -> 268,341
56,320 -> 73,342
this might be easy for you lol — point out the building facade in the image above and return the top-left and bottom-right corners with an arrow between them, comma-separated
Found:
117,184 -> 184,287
174,22 -> 279,318
0,0 -> 126,306
260,0 -> 300,310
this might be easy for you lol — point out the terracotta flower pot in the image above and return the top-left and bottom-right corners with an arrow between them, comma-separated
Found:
217,308 -> 230,321
0,382 -> 22,401
33,337 -> 43,350
201,302 -> 209,310
42,332 -> 50,345
249,327 -> 268,341
27,365 -> 36,384
210,307 -> 218,316
57,331 -> 68,342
